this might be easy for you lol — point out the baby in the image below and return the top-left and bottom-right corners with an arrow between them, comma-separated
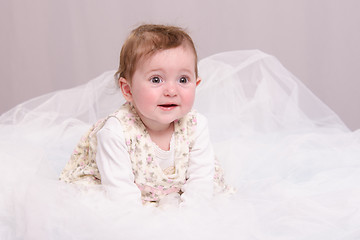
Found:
60,24 -> 231,208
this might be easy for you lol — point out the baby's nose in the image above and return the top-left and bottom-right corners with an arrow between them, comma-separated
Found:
164,82 -> 177,96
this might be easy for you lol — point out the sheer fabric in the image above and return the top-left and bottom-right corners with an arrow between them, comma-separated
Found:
0,50 -> 359,240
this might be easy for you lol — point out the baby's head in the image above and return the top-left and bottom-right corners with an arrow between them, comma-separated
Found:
115,24 -> 198,84
115,24 -> 201,129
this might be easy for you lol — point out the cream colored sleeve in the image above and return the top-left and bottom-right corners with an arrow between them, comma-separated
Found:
180,113 -> 215,207
96,117 -> 142,207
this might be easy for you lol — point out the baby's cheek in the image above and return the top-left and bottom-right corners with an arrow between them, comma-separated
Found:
136,91 -> 156,104
182,91 -> 196,108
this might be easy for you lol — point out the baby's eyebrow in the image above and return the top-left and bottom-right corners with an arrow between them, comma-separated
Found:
143,67 -> 195,76
144,68 -> 164,75
179,68 -> 195,75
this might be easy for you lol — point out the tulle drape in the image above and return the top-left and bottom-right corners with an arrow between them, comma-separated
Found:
1,50 -> 359,240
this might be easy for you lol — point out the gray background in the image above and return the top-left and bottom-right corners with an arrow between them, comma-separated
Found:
1,0 -> 359,130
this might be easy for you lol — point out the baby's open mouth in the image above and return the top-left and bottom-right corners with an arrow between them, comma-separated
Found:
159,104 -> 178,107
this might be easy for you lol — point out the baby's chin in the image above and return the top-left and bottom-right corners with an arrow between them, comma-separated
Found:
173,110 -> 193,122
158,115 -> 186,125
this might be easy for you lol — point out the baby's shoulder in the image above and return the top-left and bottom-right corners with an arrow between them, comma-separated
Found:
191,110 -> 208,128
195,111 -> 207,122
96,116 -> 124,138
182,110 -> 209,136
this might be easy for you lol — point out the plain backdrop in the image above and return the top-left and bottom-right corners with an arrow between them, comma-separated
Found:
1,0 -> 359,130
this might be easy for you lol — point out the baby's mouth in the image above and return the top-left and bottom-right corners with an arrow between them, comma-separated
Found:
159,104 -> 178,107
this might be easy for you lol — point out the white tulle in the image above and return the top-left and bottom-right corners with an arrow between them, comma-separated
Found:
1,50 -> 360,240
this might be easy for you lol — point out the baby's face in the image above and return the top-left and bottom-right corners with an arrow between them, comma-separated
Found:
128,45 -> 200,130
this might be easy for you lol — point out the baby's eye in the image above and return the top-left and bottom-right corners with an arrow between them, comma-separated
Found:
178,76 -> 189,84
150,76 -> 162,84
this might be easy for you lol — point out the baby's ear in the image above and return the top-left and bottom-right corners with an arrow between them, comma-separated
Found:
119,77 -> 132,102
196,77 -> 202,87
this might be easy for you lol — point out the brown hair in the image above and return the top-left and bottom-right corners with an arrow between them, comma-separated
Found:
114,24 -> 198,85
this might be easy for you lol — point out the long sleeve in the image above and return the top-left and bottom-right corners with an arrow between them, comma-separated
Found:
180,113 -> 215,207
95,117 -> 142,207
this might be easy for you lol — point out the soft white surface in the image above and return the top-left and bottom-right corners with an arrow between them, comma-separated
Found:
0,50 -> 360,240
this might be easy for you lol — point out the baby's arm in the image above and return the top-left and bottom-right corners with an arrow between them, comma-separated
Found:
96,117 -> 142,207
180,113 -> 215,207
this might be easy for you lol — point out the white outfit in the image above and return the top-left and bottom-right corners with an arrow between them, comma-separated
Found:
95,112 -> 214,207
1,50 -> 360,240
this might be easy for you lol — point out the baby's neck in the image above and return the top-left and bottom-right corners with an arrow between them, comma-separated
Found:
146,122 -> 174,151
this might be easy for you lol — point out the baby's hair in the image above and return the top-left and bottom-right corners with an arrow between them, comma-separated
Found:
114,24 -> 198,85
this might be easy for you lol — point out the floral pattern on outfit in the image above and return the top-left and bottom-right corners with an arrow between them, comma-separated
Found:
119,102 -> 197,203
60,102 -> 234,204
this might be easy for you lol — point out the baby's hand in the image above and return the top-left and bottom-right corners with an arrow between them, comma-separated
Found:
158,192 -> 181,210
